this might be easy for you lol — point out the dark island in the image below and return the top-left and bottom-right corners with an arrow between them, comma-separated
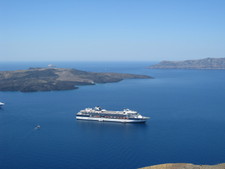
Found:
149,57 -> 225,69
0,67 -> 152,92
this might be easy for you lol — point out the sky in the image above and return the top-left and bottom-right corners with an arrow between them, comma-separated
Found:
0,0 -> 225,61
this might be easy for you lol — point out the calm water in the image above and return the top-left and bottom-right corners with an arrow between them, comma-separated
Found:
0,62 -> 225,169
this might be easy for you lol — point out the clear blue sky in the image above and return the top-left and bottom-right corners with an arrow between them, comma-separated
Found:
0,0 -> 224,61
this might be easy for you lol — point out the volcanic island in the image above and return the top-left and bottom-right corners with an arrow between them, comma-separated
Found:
0,67 -> 152,92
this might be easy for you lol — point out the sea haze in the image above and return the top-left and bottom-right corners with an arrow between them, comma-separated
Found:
0,62 -> 225,169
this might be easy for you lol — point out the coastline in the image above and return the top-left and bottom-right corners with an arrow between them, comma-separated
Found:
140,163 -> 225,169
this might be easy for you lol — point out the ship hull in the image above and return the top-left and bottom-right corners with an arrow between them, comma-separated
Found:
76,116 -> 147,123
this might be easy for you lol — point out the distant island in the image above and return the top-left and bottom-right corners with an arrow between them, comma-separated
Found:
0,67 -> 151,92
140,163 -> 225,169
149,57 -> 225,69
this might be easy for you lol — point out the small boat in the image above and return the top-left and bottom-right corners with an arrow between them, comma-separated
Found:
0,102 -> 5,107
34,125 -> 41,130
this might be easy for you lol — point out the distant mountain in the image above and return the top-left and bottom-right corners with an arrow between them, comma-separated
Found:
149,58 -> 225,69
0,67 -> 151,92
140,163 -> 225,169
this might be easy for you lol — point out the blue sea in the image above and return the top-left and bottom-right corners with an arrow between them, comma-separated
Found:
0,62 -> 225,169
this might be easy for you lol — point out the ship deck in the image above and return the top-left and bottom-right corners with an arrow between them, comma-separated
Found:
80,110 -> 131,115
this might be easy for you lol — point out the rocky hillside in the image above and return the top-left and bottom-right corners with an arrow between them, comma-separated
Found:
149,58 -> 225,69
140,163 -> 225,169
0,67 -> 151,92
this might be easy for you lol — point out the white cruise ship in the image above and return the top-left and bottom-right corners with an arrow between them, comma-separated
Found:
76,107 -> 150,123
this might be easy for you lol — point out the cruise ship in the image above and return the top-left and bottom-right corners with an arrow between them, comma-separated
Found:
76,107 -> 150,123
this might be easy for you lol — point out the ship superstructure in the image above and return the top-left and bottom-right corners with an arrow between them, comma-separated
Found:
76,107 -> 149,123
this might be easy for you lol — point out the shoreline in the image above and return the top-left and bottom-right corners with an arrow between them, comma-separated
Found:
140,163 -> 225,169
